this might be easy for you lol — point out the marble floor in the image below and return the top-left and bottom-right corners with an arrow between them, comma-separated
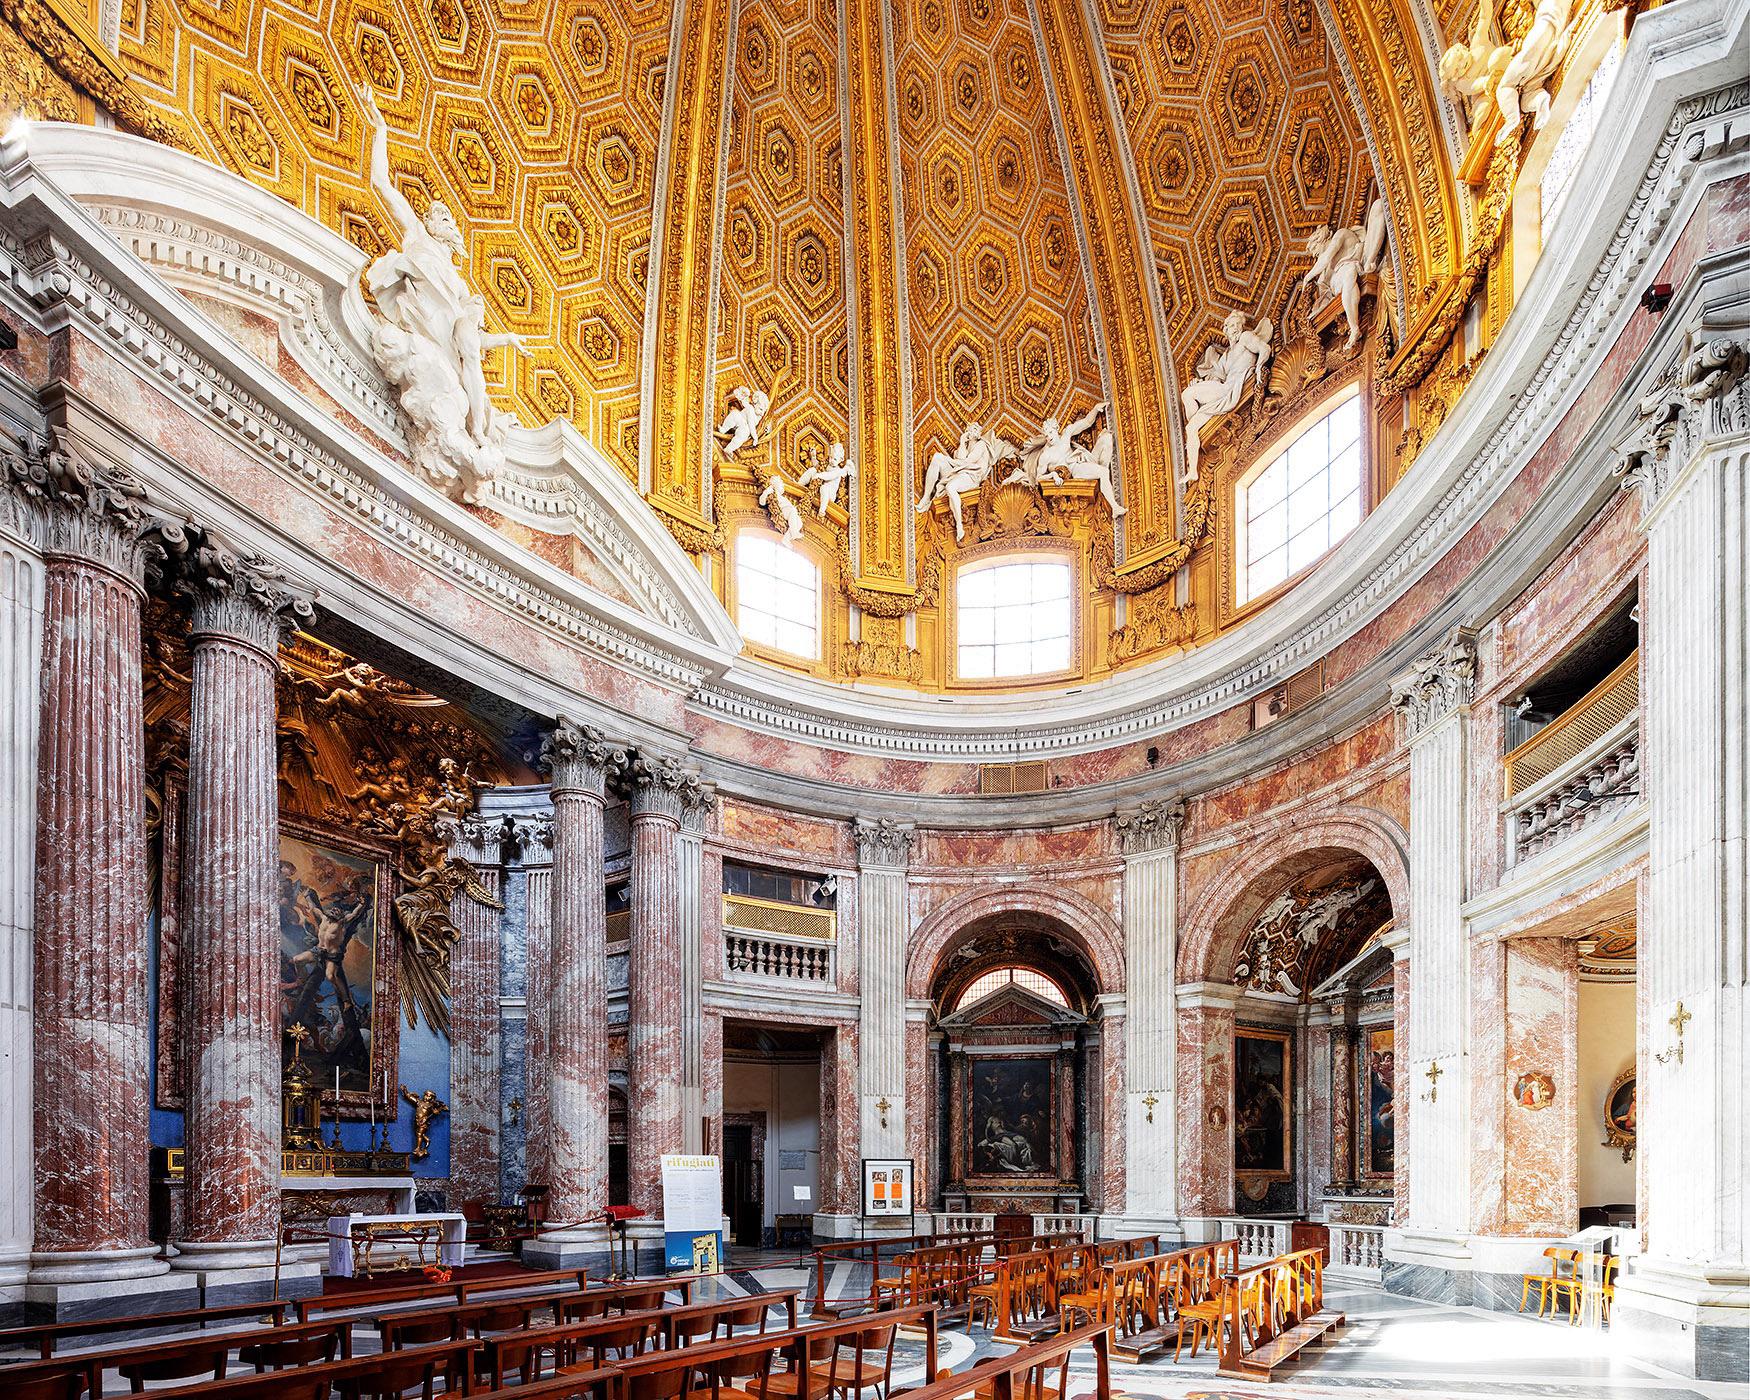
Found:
707,1263 -> 1743,1400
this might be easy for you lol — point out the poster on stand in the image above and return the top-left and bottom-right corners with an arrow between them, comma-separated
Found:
661,1154 -> 724,1270
861,1158 -> 914,1218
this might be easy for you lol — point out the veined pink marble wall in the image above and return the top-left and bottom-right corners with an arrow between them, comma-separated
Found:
1175,1004 -> 1235,1217
1502,937 -> 1579,1235
1469,937 -> 1509,1235
1393,957 -> 1410,1221
1099,1011 -> 1126,1212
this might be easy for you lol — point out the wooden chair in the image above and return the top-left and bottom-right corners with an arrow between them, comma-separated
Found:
714,1296 -> 781,1339
1576,1255 -> 1619,1326
1519,1247 -> 1581,1319
335,1348 -> 462,1400
238,1323 -> 350,1372
760,1332 -> 838,1399
815,1321 -> 897,1400
1172,1251 -> 1224,1362
0,1365 -> 91,1400
119,1339 -> 233,1393
566,1315 -> 657,1371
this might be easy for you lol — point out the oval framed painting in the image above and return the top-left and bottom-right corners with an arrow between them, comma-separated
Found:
1603,1068 -> 1636,1161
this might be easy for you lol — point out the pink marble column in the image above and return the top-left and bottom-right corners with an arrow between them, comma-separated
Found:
1174,997 -> 1236,1221
175,541 -> 313,1273
446,814 -> 504,1210
1501,937 -> 1579,1235
1330,1021 -> 1357,1187
540,721 -> 618,1235
21,440 -> 186,1282
619,752 -> 706,1213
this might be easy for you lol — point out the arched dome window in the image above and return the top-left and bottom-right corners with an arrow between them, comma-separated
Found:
955,556 -> 1074,680
735,530 -> 820,660
954,965 -> 1068,1010
1236,387 -> 1363,605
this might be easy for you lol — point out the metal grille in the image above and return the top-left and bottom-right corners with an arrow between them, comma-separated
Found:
722,893 -> 836,942
979,761 -> 1049,795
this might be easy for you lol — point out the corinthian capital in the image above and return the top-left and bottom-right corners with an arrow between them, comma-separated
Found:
3,431 -> 189,582
1390,626 -> 1477,739
615,749 -> 711,823
177,529 -> 317,653
1116,797 -> 1186,855
537,718 -> 621,799
854,817 -> 915,870
1615,323 -> 1750,507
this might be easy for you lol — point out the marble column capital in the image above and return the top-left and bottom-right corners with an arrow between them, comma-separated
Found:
854,817 -> 915,870
3,431 -> 188,587
448,811 -> 508,865
1614,321 -> 1749,509
509,811 -> 556,863
176,531 -> 316,657
616,750 -> 711,825
1390,627 -> 1477,740
1173,980 -> 1245,1013
1115,798 -> 1186,855
537,719 -> 622,800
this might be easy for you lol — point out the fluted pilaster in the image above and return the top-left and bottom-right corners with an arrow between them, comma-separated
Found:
447,814 -> 505,1211
10,436 -> 186,1282
175,538 -> 313,1271
1117,798 -> 1182,1221
855,819 -> 912,1167
541,721 -> 619,1234
0,504 -> 42,1296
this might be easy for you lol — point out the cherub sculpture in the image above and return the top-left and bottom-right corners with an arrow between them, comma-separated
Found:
1004,403 -> 1126,516
757,472 -> 804,543
357,84 -> 528,503
400,1085 -> 448,1160
915,422 -> 1016,541
1437,2 -> 1511,124
797,441 -> 856,516
1439,0 -> 1575,131
1180,311 -> 1274,483
1302,198 -> 1390,349
716,385 -> 770,458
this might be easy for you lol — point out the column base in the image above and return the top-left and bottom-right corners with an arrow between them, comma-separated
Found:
29,1246 -> 171,1286
524,1222 -> 613,1275
170,1238 -> 281,1273
0,1248 -> 29,1326
1614,1257 -> 1750,1382
1176,1216 -> 1229,1244
1099,1215 -> 1184,1246
1382,1230 -> 1566,1309
185,1261 -> 323,1308
23,1258 -> 193,1325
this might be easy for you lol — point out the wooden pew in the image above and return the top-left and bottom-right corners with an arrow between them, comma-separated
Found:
1051,1239 -> 1231,1362
0,1299 -> 294,1360
0,1321 -> 352,1397
985,1243 -> 1093,1343
1215,1247 -> 1345,1381
882,1243 -> 982,1322
891,1321 -> 1111,1400
293,1267 -> 591,1324
807,1231 -> 996,1318
124,1337 -> 481,1400
554,1277 -> 696,1321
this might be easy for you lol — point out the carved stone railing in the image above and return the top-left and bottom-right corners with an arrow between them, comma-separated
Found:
1218,1216 -> 1293,1263
722,929 -> 835,984
1032,1213 -> 1094,1238
1325,1222 -> 1386,1281
933,1212 -> 994,1237
1504,653 -> 1641,863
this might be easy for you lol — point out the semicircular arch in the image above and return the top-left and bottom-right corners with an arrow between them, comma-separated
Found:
906,882 -> 1125,1002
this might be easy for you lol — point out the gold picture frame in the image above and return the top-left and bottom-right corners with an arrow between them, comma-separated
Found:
1233,1025 -> 1293,1182
1602,1067 -> 1636,1162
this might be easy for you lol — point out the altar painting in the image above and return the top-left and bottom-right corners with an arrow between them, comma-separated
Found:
970,1058 -> 1052,1175
1234,1027 -> 1291,1178
280,832 -> 385,1094
1362,1025 -> 1395,1176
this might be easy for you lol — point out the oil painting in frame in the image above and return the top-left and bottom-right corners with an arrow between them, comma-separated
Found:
1233,1026 -> 1293,1179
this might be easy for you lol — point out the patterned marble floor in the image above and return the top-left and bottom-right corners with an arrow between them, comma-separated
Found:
707,1263 -> 1743,1400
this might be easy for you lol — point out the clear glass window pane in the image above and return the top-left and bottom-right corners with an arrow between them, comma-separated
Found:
736,533 -> 820,660
957,557 -> 1074,679
1238,392 -> 1365,604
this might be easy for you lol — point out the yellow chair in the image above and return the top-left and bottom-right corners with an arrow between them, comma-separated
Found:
1577,1255 -> 1619,1326
1519,1247 -> 1581,1319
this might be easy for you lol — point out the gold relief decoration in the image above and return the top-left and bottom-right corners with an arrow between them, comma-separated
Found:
642,0 -> 736,533
0,12 -> 84,125
1108,586 -> 1198,664
841,637 -> 925,685
1,0 -> 193,149
1023,0 -> 1181,566
846,0 -> 914,597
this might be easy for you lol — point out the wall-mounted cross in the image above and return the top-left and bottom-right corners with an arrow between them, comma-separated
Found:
1143,1092 -> 1159,1124
1424,1060 -> 1443,1102
1657,1000 -> 1692,1065
876,1096 -> 891,1129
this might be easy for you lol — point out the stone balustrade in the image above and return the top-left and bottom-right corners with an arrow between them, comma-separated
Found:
933,1212 -> 994,1235
1219,1216 -> 1293,1263
723,929 -> 836,984
1032,1212 -> 1094,1237
1325,1221 -> 1386,1281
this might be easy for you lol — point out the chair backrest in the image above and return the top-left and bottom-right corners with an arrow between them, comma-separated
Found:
237,1326 -> 346,1371
715,1297 -> 774,1336
119,1341 -> 232,1388
3,1367 -> 90,1400
381,1312 -> 461,1349
560,1291 -> 612,1321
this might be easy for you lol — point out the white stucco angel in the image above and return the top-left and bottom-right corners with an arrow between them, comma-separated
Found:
797,441 -> 856,516
1302,198 -> 1390,349
1495,0 -> 1576,129
717,385 -> 770,458
1437,1 -> 1511,125
758,472 -> 804,543
1179,311 -> 1274,484
358,83 -> 527,503
1003,403 -> 1126,516
915,422 -> 1016,541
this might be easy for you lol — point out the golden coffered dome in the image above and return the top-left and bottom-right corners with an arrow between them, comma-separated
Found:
16,0 -> 1550,691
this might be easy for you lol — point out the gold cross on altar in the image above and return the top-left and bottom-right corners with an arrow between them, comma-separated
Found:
286,1022 -> 311,1064
1424,1060 -> 1443,1102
